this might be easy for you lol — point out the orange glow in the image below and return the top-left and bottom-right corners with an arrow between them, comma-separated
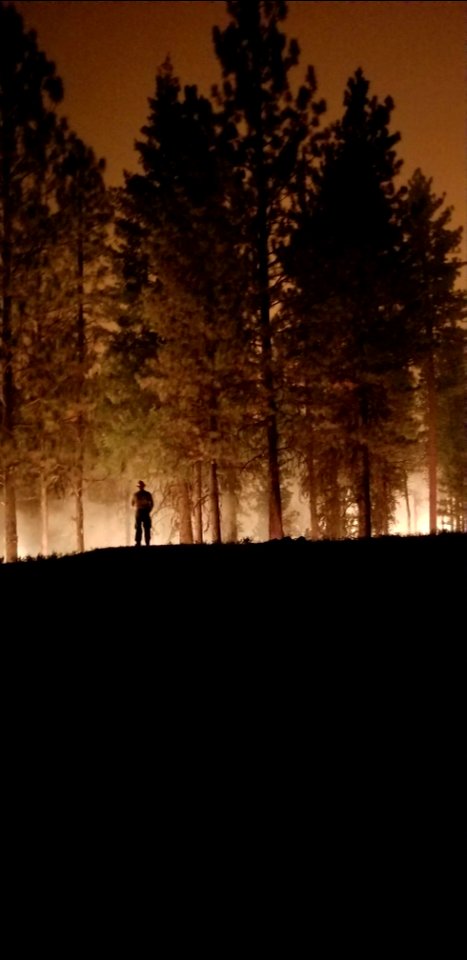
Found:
13,1 -> 466,279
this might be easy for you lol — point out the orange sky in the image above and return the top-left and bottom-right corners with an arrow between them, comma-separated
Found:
13,0 -> 467,269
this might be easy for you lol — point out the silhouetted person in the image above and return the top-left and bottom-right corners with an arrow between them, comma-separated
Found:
131,481 -> 154,546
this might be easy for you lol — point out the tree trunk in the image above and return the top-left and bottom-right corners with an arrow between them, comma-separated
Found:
193,461 -> 203,544
178,482 -> 193,544
306,435 -> 320,540
267,414 -> 283,540
40,474 -> 49,556
358,444 -> 372,539
4,466 -> 18,562
75,215 -> 86,553
403,471 -> 412,535
209,460 -> 222,544
425,339 -> 438,534
358,390 -> 372,538
124,478 -> 132,546
74,421 -> 85,553
324,449 -> 341,540
1,160 -> 18,562
250,27 -> 283,541
223,469 -> 238,543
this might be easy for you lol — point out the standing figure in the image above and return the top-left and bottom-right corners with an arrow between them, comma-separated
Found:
131,480 -> 154,546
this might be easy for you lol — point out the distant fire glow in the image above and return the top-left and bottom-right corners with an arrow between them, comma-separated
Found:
10,482 -> 435,560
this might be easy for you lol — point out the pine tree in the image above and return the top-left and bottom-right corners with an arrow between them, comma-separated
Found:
212,0 -> 325,539
52,128 -> 113,552
286,69 -> 414,538
114,59 -> 250,543
401,168 -> 466,533
0,1 -> 63,560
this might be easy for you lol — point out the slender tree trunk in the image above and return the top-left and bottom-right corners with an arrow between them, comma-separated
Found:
124,477 -> 132,546
249,22 -> 283,541
209,459 -> 222,543
1,158 -> 18,562
358,444 -> 372,539
358,390 -> 372,538
383,475 -> 390,536
306,433 -> 320,540
403,471 -> 412,535
178,481 -> 193,544
40,473 -> 49,556
325,450 -> 342,540
259,214 -> 283,539
193,461 -> 203,544
75,216 -> 85,553
75,438 -> 84,553
223,469 -> 238,543
4,466 -> 18,561
425,337 -> 438,534
207,404 -> 222,544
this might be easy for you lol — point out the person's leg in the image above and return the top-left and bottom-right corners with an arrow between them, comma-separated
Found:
144,514 -> 151,546
135,516 -> 142,546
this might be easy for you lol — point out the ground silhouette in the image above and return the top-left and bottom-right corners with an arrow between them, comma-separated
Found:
2,532 -> 464,945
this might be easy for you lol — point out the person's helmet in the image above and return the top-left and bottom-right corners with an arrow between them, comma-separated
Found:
137,480 -> 145,488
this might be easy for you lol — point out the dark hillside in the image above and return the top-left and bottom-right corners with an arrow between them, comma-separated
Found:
2,533 -> 464,943
2,530 -> 465,596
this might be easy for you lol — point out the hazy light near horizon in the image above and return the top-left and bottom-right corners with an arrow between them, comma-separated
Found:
12,487 -> 433,559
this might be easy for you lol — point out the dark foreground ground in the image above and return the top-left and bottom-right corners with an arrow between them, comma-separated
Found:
2,533 -> 465,946
2,530 -> 465,627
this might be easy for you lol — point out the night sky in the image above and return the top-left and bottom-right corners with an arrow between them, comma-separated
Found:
13,0 -> 466,275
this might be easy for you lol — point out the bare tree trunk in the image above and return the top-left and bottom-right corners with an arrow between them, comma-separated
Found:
425,341 -> 438,534
40,474 -> 49,556
358,444 -> 372,539
178,482 -> 193,544
193,461 -> 203,544
381,472 -> 390,536
74,209 -> 86,553
209,460 -> 221,543
403,471 -> 412,535
306,435 -> 320,540
4,466 -> 18,562
124,480 -> 132,546
324,449 -> 341,540
75,423 -> 85,553
1,161 -> 18,562
249,26 -> 283,541
358,390 -> 372,538
223,469 -> 238,543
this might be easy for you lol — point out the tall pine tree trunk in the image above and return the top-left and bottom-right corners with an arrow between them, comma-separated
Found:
209,460 -> 222,543
178,481 -> 193,544
193,461 -> 203,544
358,444 -> 372,539
124,478 -> 132,546
258,202 -> 283,540
403,470 -> 412,535
306,433 -> 320,540
223,469 -> 238,543
40,473 -> 49,556
425,337 -> 438,534
251,39 -> 283,541
358,390 -> 372,538
208,406 -> 221,543
325,449 -> 342,540
1,170 -> 18,562
74,430 -> 85,553
381,472 -> 390,536
4,466 -> 17,561
75,217 -> 85,553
